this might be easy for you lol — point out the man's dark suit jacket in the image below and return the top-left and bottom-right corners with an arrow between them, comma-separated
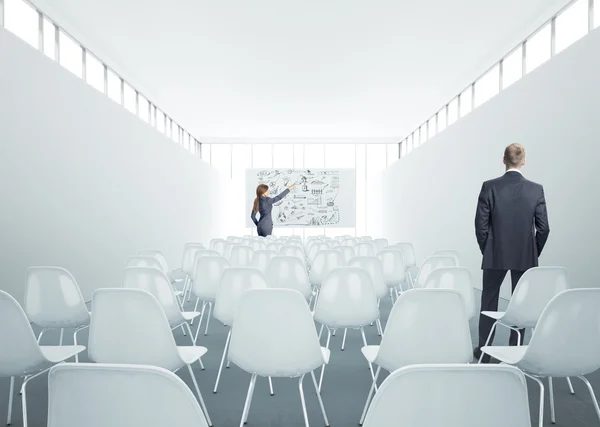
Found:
475,170 -> 550,271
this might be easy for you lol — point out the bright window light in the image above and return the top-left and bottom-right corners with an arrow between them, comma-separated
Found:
123,83 -> 136,114
252,144 -> 273,168
460,86 -> 473,117
58,30 -> 82,78
526,23 -> 551,74
474,64 -> 500,108
438,107 -> 447,132
502,45 -> 523,89
138,95 -> 149,122
4,0 -> 38,49
85,51 -> 104,93
107,69 -> 121,104
555,0 -> 588,54
42,17 -> 56,60
428,115 -> 437,139
447,97 -> 458,125
304,144 -> 325,168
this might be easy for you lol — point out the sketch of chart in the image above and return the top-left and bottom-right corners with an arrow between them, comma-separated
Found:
245,168 -> 356,228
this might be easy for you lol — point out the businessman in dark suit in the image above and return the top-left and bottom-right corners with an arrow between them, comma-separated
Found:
473,143 -> 550,361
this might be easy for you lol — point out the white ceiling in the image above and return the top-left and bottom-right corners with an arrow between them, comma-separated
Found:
31,0 -> 571,140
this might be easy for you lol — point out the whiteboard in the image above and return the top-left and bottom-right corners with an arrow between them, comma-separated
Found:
246,168 -> 356,228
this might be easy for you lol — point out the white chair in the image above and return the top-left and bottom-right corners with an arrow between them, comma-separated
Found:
313,267 -> 380,390
360,236 -> 373,241
230,245 -> 254,267
433,249 -> 460,265
266,256 -> 312,301
122,267 -> 201,346
209,238 -> 226,255
342,238 -> 359,247
361,364 -> 531,427
355,242 -> 375,257
127,255 -> 163,269
229,289 -> 330,427
191,256 -> 230,339
372,238 -> 388,253
266,243 -> 281,252
251,250 -> 278,274
481,289 -> 600,427
181,243 -> 208,301
309,250 -> 345,291
226,236 -> 243,243
223,242 -> 240,260
348,256 -> 386,335
0,291 -> 85,427
338,246 -> 356,264
24,267 -> 90,363
249,240 -> 266,251
377,249 -> 406,300
359,289 -> 472,424
47,363 -> 210,427
423,267 -> 476,320
413,255 -> 456,288
395,242 -> 417,285
212,267 -> 269,394
138,249 -> 174,279
280,245 -> 307,267
88,288 -> 212,426
307,243 -> 330,265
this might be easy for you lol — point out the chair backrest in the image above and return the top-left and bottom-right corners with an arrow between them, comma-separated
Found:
248,240 -> 266,251
213,267 -> 268,325
348,256 -> 387,300
266,243 -> 281,252
342,238 -> 358,247
338,246 -> 356,264
501,266 -> 570,328
191,250 -> 221,277
181,244 -> 206,275
228,289 -> 325,377
360,236 -> 373,241
122,267 -> 183,326
355,242 -> 375,257
138,250 -> 170,273
395,243 -> 416,267
226,236 -> 243,242
309,250 -> 345,286
307,243 -> 330,264
433,249 -> 460,265
373,238 -> 389,252
423,267 -> 476,320
251,250 -> 278,273
223,242 -> 240,260
376,289 -> 472,372
520,289 -> 600,377
241,238 -> 253,246
377,249 -> 406,286
415,255 -> 456,287
47,363 -> 209,427
192,256 -> 230,301
362,364 -> 531,427
209,238 -> 226,255
0,291 -> 47,376
88,289 -> 182,371
25,266 -> 90,327
126,256 -> 163,270
230,245 -> 254,266
266,256 -> 312,300
313,267 -> 379,327
280,245 -> 306,264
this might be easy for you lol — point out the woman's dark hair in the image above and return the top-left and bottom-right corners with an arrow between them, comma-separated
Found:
254,184 -> 269,213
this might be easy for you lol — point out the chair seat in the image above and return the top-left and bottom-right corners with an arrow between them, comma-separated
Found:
182,311 -> 201,321
481,311 -> 506,320
174,290 -> 184,297
41,345 -> 87,363
361,345 -> 379,364
177,346 -> 208,364
481,345 -> 528,365
321,347 -> 331,364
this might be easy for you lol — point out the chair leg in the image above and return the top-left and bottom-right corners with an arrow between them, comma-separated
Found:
318,328 -> 332,392
318,324 -> 324,342
73,330 -> 79,363
567,377 -> 575,394
549,377 -> 556,424
240,374 -> 257,427
186,364 -> 212,427
21,377 -> 30,427
59,328 -> 64,346
375,319 -> 383,336
194,302 -> 207,343
268,377 -> 274,396
360,328 -> 376,384
184,322 -> 198,348
204,303 -> 212,336
191,297 -> 200,325
7,376 -> 14,426
578,376 -> 600,423
478,321 -> 498,363
37,329 -> 47,344
524,373 -> 545,427
359,366 -> 381,426
181,324 -> 187,336
310,371 -> 330,426
341,328 -> 348,351
213,329 -> 232,393
298,374 -> 310,427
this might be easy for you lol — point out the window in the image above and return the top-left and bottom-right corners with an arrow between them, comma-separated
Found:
355,144 -> 366,237
201,144 -> 211,163
304,144 -> 325,168
182,132 -> 190,150
502,46 -> 523,89
273,144 -> 294,168
85,51 -> 104,93
417,125 -> 425,144
293,144 -> 304,168
252,144 -> 273,168
166,118 -> 172,138
172,124 -> 180,143
428,115 -> 437,139
123,83 -> 136,114
156,110 -> 165,133
474,64 -> 499,107
447,97 -> 458,125
407,134 -> 413,154
555,0 -> 588,54
231,144 -> 252,236
400,140 -> 407,158
525,23 -> 551,74
365,144 -> 386,237
438,107 -> 447,132
107,69 -> 122,104
386,144 -> 399,165
42,18 -> 56,60
413,129 -> 420,149
58,30 -> 82,78
210,144 -> 232,178
149,105 -> 156,127
138,95 -> 149,122
595,1 -> 600,28
4,0 -> 38,49
460,86 -> 473,117
325,144 -> 355,168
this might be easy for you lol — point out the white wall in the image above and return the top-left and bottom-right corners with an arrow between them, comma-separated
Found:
0,28 -> 226,303
383,28 -> 600,297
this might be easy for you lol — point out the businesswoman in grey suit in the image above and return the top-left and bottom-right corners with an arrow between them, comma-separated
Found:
251,183 -> 295,237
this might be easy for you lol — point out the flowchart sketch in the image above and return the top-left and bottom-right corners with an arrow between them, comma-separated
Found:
245,168 -> 356,228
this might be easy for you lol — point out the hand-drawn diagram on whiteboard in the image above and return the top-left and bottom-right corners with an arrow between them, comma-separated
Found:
246,168 -> 356,228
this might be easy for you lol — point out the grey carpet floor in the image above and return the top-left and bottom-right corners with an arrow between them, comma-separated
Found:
1,291 -> 599,427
